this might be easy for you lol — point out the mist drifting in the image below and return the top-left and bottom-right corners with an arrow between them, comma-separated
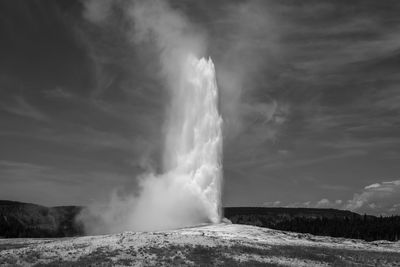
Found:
79,0 -> 222,234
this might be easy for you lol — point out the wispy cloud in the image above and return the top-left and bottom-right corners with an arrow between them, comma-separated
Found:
0,159 -> 132,206
0,160 -> 48,174
43,87 -> 74,99
1,96 -> 49,122
229,149 -> 365,171
374,86 -> 400,111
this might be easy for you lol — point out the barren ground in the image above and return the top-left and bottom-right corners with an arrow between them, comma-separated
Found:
1,223 -> 400,266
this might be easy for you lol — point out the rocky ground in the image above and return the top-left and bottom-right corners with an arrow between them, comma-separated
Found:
1,223 -> 400,266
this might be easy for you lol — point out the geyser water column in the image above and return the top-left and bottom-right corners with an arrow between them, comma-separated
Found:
164,54 -> 223,224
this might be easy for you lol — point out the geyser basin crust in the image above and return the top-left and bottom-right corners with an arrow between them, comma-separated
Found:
1,224 -> 400,266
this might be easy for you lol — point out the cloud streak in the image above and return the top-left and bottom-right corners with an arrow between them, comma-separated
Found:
1,96 -> 49,122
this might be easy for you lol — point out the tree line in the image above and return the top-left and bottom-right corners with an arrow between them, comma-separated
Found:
229,213 -> 400,241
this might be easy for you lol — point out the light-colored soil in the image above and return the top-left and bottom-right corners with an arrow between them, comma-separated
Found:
1,223 -> 399,266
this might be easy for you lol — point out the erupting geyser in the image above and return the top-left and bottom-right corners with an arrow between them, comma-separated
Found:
124,54 -> 223,231
81,54 -> 224,233
80,1 -> 223,234
164,54 -> 223,224
83,54 -> 224,233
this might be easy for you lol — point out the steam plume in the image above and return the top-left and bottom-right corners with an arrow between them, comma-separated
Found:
79,0 -> 222,234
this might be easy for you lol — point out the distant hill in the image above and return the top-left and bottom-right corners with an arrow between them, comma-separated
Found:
224,206 -> 363,227
0,200 -> 83,238
224,207 -> 361,221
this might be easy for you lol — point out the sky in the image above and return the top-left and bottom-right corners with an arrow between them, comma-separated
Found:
1,0 -> 400,216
